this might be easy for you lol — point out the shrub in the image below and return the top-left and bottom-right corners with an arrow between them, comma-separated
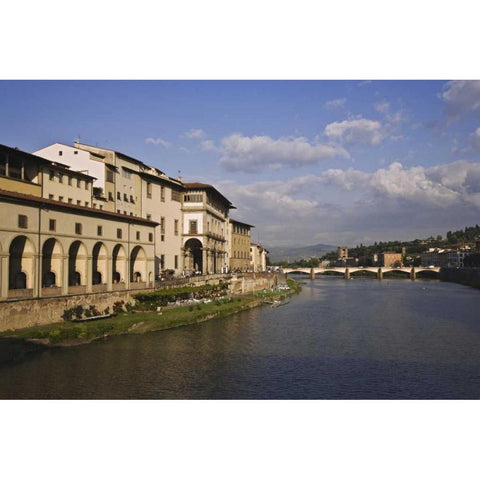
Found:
61,308 -> 74,322
103,306 -> 110,315
113,301 -> 125,314
73,305 -> 84,320
188,306 -> 194,312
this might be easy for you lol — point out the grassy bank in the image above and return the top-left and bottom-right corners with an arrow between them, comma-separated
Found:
0,279 -> 300,347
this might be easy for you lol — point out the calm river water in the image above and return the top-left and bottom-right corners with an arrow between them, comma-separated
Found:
2,276 -> 480,399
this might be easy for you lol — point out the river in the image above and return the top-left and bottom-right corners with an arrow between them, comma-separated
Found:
1,276 -> 480,399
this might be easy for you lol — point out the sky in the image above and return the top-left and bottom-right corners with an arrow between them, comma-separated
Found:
1,79 -> 480,248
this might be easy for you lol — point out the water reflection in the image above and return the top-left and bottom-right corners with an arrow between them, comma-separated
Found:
1,277 -> 480,398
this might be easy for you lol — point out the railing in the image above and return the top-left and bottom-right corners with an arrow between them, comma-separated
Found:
8,288 -> 34,299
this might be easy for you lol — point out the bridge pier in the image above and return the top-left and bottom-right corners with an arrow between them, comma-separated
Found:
410,268 -> 416,281
377,268 -> 383,280
344,268 -> 350,280
310,268 -> 315,280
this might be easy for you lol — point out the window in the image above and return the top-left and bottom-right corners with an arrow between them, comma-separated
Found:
146,182 -> 152,199
160,255 -> 165,269
123,211 -> 127,215
160,217 -> 165,234
161,235 -> 165,242
117,192 -> 121,200
108,192 -> 114,201
184,194 -> 203,203
136,231 -> 140,241
77,200 -> 81,205
121,168 -> 132,179
106,170 -> 114,183
49,170 -> 55,180
99,205 -> 103,210
58,150 -> 63,156
75,223 -> 82,235
85,202 -> 89,207
117,228 -> 122,239
130,195 -> 134,203
58,173 -> 64,183
174,219 -> 179,236
146,214 -> 152,221
117,209 -> 121,213
68,176 -> 72,186
171,190 -> 181,202
59,196 -> 64,202
148,232 -> 153,242
189,220 -> 198,234
18,215 -> 28,229
97,225 -> 103,236
49,219 -> 56,232
174,255 -> 178,269
161,186 -> 165,202
85,182 -> 89,190
48,194 -> 54,200
74,150 -> 78,155
124,193 -> 128,202
68,198 -> 72,204
77,179 -> 81,188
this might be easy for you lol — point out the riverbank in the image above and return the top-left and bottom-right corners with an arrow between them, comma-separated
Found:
439,267 -> 480,290
0,278 -> 299,348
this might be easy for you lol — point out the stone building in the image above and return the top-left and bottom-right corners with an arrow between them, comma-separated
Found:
378,251 -> 403,267
229,219 -> 254,272
34,142 -> 184,277
182,183 -> 233,275
0,144 -> 157,301
250,243 -> 268,272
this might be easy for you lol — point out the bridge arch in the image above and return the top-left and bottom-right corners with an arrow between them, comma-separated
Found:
42,237 -> 63,288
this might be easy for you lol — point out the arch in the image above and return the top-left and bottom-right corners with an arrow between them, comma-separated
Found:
112,244 -> 127,284
68,240 -> 87,286
130,245 -> 147,283
9,235 -> 36,289
92,242 -> 108,285
42,238 -> 63,287
184,238 -> 203,274
382,269 -> 410,278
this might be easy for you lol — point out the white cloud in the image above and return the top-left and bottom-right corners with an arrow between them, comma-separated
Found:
325,98 -> 346,109
470,127 -> 480,151
145,137 -> 170,148
218,134 -> 350,172
324,118 -> 384,146
183,128 -> 206,139
219,160 -> 480,246
374,101 -> 390,114
441,80 -> 480,118
201,139 -> 216,151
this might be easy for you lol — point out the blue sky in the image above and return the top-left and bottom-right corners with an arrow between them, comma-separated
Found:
2,80 -> 480,247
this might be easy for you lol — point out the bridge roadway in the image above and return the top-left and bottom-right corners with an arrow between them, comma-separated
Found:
283,266 -> 440,280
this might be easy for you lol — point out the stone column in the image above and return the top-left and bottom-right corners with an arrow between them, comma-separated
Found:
410,267 -> 416,281
310,268 -> 315,280
0,255 -> 8,300
377,268 -> 383,280
86,255 -> 93,293
62,255 -> 69,295
344,268 -> 350,280
33,253 -> 41,298
106,256 -> 113,291
202,248 -> 208,275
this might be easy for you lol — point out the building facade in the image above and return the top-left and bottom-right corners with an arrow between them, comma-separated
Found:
250,243 -> 268,272
182,183 -> 233,275
229,219 -> 254,272
0,144 -> 157,301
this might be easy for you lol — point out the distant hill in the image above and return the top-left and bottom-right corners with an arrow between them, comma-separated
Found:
267,243 -> 336,263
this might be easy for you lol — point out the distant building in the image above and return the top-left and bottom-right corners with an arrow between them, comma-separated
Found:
378,252 -> 402,267
250,243 -> 268,272
421,247 -> 471,267
335,257 -> 358,267
337,246 -> 348,259
229,219 -> 254,272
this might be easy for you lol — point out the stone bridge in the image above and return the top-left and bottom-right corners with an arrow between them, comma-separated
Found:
283,266 -> 440,280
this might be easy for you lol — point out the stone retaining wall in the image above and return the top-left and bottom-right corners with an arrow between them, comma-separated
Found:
0,273 -> 285,332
